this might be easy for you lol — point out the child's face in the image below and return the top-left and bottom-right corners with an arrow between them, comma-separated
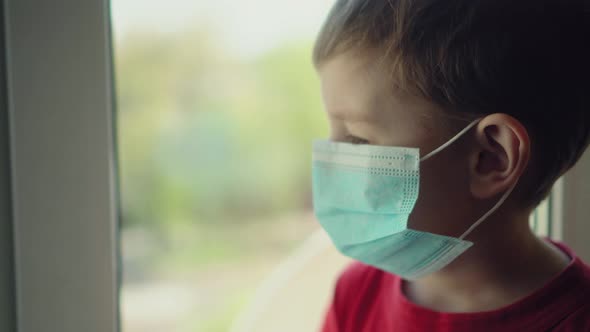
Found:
317,53 -> 479,238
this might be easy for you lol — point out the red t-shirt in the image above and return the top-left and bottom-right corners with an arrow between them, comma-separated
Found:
322,241 -> 590,332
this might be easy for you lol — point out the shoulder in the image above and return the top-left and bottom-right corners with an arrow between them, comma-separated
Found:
338,261 -> 381,285
553,240 -> 590,284
553,303 -> 590,332
550,241 -> 590,331
322,262 -> 393,332
335,261 -> 386,294
332,261 -> 392,313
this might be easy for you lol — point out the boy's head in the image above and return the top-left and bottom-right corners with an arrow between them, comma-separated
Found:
313,0 -> 589,235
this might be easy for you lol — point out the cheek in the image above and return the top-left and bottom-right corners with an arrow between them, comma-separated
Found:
327,119 -> 346,141
407,154 -> 473,236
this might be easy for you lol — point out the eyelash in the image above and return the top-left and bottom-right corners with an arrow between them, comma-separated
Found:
346,135 -> 369,145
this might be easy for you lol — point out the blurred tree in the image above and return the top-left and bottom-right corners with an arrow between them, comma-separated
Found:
115,27 -> 327,230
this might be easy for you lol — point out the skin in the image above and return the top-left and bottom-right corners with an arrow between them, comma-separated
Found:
317,52 -> 570,313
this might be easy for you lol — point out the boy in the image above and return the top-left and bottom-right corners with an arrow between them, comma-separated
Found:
310,0 -> 590,331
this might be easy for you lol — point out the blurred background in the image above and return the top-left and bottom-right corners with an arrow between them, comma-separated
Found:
110,1 -> 351,331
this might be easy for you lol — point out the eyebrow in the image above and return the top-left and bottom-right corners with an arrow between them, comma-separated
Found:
327,108 -> 377,123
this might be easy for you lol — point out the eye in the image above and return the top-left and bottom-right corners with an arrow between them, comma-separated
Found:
346,135 -> 370,145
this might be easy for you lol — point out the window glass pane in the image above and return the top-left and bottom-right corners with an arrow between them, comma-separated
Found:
530,196 -> 551,237
110,1 -> 347,331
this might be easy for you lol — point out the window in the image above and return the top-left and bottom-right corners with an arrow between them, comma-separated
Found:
110,1 -> 346,331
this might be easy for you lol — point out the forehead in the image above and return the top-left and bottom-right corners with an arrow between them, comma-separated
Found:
317,53 -> 386,122
317,53 -> 438,126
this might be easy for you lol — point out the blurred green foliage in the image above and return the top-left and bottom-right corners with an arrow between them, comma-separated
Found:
115,29 -> 328,229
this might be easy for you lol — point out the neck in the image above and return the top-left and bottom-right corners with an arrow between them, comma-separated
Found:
403,211 -> 571,312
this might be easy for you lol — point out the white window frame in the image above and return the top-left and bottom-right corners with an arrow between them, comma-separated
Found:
3,0 -> 119,331
0,1 -> 16,330
0,1 -> 589,331
557,150 -> 590,261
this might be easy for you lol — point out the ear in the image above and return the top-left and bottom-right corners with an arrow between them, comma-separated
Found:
469,114 -> 530,199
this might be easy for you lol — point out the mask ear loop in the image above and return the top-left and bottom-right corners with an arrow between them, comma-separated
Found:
420,119 -> 481,162
418,118 -> 516,240
459,183 -> 516,240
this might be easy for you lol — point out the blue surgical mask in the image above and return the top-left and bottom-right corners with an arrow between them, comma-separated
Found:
312,119 -> 516,280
